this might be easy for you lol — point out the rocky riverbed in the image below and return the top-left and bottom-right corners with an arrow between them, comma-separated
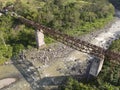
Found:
21,43 -> 92,89
24,43 -> 90,77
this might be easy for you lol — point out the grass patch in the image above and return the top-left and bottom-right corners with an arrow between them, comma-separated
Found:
45,36 -> 55,44
109,39 -> 120,52
65,15 -> 113,36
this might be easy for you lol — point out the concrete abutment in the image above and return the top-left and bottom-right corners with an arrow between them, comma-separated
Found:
35,29 -> 45,49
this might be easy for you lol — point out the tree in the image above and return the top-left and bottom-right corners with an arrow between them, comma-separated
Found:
0,44 -> 12,64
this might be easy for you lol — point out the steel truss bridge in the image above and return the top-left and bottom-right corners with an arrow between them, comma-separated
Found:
0,6 -> 120,62
16,16 -> 120,62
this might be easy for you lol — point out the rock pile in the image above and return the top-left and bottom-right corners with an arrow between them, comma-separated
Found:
24,43 -> 74,66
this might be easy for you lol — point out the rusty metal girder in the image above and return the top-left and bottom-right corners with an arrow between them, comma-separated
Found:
17,16 -> 120,61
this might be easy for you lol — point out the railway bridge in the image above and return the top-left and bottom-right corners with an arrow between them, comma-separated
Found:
16,16 -> 120,60
16,16 -> 120,76
0,7 -> 120,76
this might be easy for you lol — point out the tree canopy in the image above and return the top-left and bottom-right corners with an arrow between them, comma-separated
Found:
0,0 -> 115,64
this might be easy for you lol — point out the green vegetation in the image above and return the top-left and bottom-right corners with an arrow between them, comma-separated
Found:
60,61 -> 120,90
0,0 -> 119,89
0,15 -> 36,63
4,0 -> 114,36
0,0 -> 115,64
0,44 -> 12,64
60,39 -> 120,90
109,39 -> 120,52
31,0 -> 114,36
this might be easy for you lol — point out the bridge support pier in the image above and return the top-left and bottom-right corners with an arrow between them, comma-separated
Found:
89,56 -> 104,77
35,29 -> 45,49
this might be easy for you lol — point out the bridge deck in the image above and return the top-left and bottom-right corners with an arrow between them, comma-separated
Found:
16,16 -> 120,62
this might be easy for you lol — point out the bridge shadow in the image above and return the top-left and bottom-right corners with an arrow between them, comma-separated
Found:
12,52 -> 43,90
12,51 -> 92,90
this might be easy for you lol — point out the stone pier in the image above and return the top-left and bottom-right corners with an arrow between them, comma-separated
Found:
35,29 -> 45,49
89,56 -> 104,77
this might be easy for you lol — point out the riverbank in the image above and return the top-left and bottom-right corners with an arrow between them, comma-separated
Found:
80,9 -> 120,44
0,65 -> 32,90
